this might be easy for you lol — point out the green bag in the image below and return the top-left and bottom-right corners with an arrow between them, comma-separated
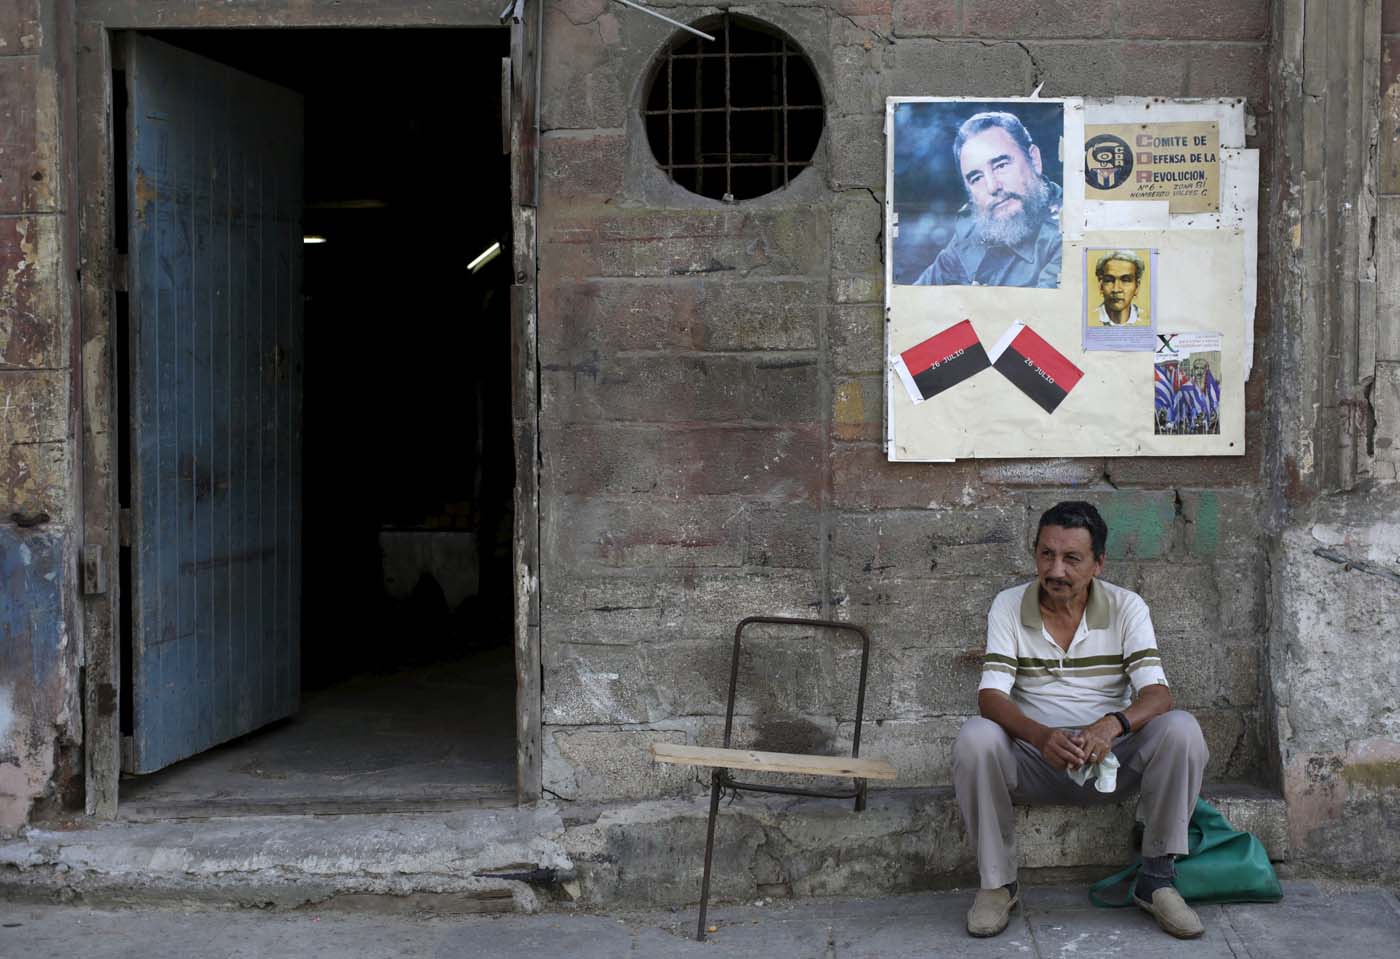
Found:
1090,798 -> 1283,907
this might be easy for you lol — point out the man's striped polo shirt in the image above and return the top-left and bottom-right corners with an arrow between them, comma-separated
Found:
978,577 -> 1169,730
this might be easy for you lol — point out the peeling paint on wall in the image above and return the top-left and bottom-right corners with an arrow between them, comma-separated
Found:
1276,503 -> 1400,880
0,685 -> 14,759
0,527 -> 70,832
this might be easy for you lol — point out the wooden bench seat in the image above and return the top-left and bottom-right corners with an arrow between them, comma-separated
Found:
650,742 -> 897,781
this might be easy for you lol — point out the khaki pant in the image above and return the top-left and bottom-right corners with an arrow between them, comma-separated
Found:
952,710 -> 1208,889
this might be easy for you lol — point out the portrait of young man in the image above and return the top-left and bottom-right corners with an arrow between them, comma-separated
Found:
891,101 -> 1066,289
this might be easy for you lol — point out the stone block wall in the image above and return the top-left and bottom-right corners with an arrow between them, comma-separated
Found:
535,0 -> 1274,801
1377,1 -> 1400,485
1273,499 -> 1400,882
1263,0 -> 1400,882
0,0 -> 81,832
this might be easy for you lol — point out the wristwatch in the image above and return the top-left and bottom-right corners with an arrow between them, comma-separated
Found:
1110,711 -> 1132,737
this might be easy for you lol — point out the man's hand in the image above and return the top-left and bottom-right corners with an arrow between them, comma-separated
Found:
1072,716 -> 1121,769
1034,727 -> 1088,771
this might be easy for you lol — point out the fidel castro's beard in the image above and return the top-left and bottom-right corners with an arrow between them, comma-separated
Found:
973,175 -> 1052,247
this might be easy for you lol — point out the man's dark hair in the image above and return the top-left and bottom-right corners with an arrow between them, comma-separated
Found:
1035,501 -> 1108,560
953,111 -> 1036,168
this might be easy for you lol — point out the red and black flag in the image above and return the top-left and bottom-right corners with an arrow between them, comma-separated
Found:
988,321 -> 1084,414
892,319 -> 991,405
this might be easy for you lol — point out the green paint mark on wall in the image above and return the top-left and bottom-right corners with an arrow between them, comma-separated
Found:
1100,495 -> 1175,560
1188,492 -> 1221,555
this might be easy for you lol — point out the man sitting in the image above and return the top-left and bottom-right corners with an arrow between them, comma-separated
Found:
953,501 -> 1208,939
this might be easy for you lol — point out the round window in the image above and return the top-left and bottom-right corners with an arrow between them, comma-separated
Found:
642,15 -> 824,201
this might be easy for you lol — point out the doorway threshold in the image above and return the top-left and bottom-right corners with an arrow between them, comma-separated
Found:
116,792 -> 515,822
118,652 -> 517,820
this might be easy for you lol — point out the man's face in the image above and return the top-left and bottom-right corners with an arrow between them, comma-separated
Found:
1098,259 -> 1140,319
959,126 -> 1044,226
1033,525 -> 1103,604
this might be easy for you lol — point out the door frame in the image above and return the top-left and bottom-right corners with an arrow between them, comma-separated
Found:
74,0 -> 543,817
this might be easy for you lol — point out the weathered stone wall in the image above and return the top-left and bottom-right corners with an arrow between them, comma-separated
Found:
0,0 -> 81,832
0,0 -> 1294,838
1273,503 -> 1400,880
1264,0 -> 1400,882
1378,1 -> 1400,486
536,0 -> 1274,802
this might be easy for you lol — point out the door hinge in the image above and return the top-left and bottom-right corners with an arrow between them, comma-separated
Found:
82,544 -> 108,595
118,508 -> 132,547
113,253 -> 129,293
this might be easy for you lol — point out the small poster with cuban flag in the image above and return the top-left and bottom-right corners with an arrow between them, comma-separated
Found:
987,321 -> 1085,414
892,319 -> 991,405
1153,331 -> 1223,435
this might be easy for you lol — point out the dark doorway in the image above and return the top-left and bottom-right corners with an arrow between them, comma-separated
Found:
117,28 -> 517,815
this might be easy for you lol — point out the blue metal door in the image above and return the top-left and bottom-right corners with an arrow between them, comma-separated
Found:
125,35 -> 304,773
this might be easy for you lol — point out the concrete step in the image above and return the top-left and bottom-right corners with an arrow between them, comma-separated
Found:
0,785 -> 1284,912
561,784 -> 1288,906
0,805 -> 573,914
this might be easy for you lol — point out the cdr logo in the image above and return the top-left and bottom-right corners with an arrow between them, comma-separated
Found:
1084,133 -> 1133,190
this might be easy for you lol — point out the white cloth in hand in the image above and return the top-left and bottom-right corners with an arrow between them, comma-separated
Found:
1066,752 -> 1120,793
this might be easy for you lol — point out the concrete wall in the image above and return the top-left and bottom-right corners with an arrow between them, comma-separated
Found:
20,1 -> 1382,869
535,0 -> 1274,802
1273,501 -> 1400,880
1263,0 -> 1400,882
0,0 -> 82,832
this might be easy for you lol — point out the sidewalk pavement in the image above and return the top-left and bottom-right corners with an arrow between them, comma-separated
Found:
4,880 -> 1399,958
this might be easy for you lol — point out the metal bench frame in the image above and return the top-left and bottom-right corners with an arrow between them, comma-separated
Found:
693,616 -> 875,942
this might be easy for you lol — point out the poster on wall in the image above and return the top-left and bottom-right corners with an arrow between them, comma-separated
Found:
889,98 -> 1076,289
892,319 -> 991,404
1153,332 -> 1223,435
988,321 -> 1084,414
1083,247 -> 1156,351
884,97 -> 1251,460
1084,121 -> 1220,213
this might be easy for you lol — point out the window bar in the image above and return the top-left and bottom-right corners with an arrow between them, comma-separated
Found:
778,41 -> 789,190
662,161 -> 805,169
669,50 -> 808,59
778,40 -> 788,191
666,46 -> 674,179
694,38 -> 704,195
724,15 -> 733,199
766,39 -> 778,193
643,104 -> 822,115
